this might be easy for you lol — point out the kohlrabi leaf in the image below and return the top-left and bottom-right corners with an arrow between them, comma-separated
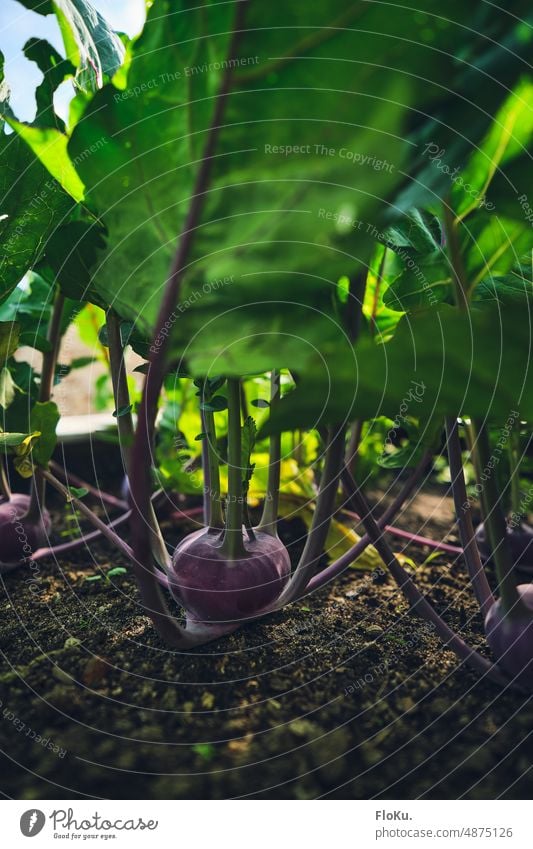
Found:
261,301 -> 533,434
0,431 -> 29,447
383,213 -> 533,312
5,0 -> 125,201
383,253 -> 452,312
462,214 -> 533,295
12,431 -> 41,478
452,79 -> 533,220
382,209 -> 443,255
0,53 -> 73,302
0,367 -> 16,408
42,219 -> 107,302
23,38 -> 75,129
16,0 -> 125,93
5,117 -> 86,203
29,400 -> 60,466
0,321 -> 21,360
67,0 -> 480,367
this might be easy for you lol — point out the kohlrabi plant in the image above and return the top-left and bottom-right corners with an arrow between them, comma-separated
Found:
3,0 -> 533,693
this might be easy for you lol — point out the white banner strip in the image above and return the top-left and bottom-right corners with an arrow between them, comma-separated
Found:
1,800 -> 530,848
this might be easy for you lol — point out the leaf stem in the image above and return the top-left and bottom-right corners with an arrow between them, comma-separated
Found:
469,417 -> 525,618
42,469 -> 134,562
445,418 -> 495,619
222,377 -> 246,558
26,289 -> 64,523
301,451 -> 432,596
107,309 -> 170,570
340,463 -> 510,687
443,202 -> 470,311
279,424 -> 347,603
49,459 -> 128,511
201,404 -> 224,530
257,369 -> 281,536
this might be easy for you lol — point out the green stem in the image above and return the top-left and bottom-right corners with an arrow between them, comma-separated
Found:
470,418 -> 525,617
201,405 -> 224,530
443,202 -> 470,311
222,378 -> 246,558
107,310 -> 135,466
26,290 -> 65,522
107,310 -> 170,570
257,370 -> 281,536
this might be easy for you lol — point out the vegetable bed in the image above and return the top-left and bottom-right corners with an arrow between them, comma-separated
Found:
1,485 -> 531,800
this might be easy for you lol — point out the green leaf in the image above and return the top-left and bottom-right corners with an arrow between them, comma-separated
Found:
19,331 -> 52,353
113,404 -> 133,418
0,432 -> 28,447
68,485 -> 88,499
44,220 -> 106,300
0,321 -> 21,360
68,1 -> 440,349
5,118 -> 86,203
0,52 -> 73,303
0,368 -> 16,409
462,214 -> 533,294
23,38 -> 75,128
383,253 -> 452,312
474,258 -> 533,303
106,566 -> 127,578
452,79 -> 533,220
200,396 -> 228,413
262,302 -> 533,434
17,0 -> 125,93
382,209 -> 443,255
12,430 -> 41,478
0,273 -> 53,331
29,400 -> 60,466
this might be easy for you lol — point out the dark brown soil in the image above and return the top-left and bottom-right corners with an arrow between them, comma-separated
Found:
1,484 -> 532,800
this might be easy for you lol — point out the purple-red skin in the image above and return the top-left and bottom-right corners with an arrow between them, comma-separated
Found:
484,584 -> 533,686
0,494 -> 51,572
169,529 -> 290,623
475,521 -> 533,575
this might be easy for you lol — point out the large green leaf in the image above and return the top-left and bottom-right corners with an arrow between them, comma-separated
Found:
261,302 -> 533,433
67,0 -> 483,359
